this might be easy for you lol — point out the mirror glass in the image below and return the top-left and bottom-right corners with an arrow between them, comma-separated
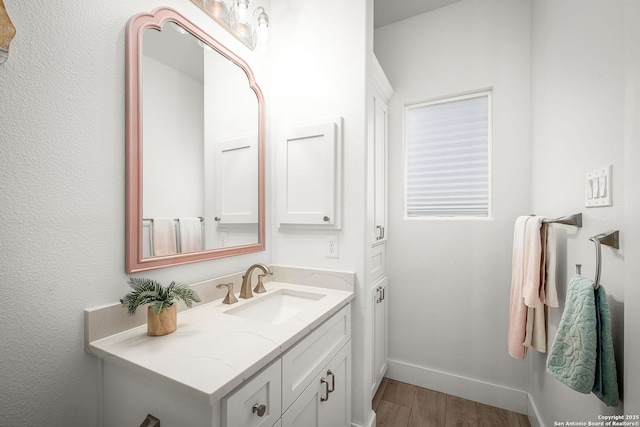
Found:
126,8 -> 265,273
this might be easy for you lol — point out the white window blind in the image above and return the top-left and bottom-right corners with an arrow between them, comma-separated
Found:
405,92 -> 491,218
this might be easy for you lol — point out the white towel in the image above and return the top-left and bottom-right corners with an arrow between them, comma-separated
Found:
509,216 -> 558,358
179,217 -> 203,253
522,216 -> 546,352
508,216 -> 531,359
522,216 -> 544,307
152,217 -> 177,256
544,225 -> 559,308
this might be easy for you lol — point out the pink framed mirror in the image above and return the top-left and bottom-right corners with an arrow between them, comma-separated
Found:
125,7 -> 265,273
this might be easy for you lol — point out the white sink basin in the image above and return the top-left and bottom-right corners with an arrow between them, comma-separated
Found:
224,289 -> 326,324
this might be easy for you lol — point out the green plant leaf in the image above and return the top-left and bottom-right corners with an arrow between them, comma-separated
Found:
120,278 -> 201,315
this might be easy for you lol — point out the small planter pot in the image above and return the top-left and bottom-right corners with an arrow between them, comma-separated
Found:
147,304 -> 177,336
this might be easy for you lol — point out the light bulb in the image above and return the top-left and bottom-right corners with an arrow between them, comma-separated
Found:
203,0 -> 229,18
256,7 -> 269,43
236,0 -> 249,21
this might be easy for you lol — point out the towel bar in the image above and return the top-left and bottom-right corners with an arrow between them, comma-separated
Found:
541,213 -> 582,227
140,414 -> 160,427
589,230 -> 619,289
143,217 -> 204,222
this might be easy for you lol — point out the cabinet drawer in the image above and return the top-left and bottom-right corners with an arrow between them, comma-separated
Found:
222,359 -> 282,427
370,242 -> 386,281
282,304 -> 351,410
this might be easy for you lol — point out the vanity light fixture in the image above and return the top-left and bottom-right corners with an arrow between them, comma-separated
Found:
193,0 -> 269,49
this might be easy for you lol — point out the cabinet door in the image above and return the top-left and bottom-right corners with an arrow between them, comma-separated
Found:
214,136 -> 258,224
277,119 -> 342,227
282,304 -> 350,410
318,343 -> 351,427
281,373 -> 322,427
371,276 -> 388,397
282,343 -> 351,427
372,94 -> 388,244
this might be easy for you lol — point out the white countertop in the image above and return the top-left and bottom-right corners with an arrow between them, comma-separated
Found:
87,282 -> 354,404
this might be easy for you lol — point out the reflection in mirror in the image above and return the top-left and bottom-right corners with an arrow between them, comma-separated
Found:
126,7 -> 265,273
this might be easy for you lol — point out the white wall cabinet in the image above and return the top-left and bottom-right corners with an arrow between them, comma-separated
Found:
371,89 -> 389,244
277,119 -> 342,228
371,276 -> 388,395
102,305 -> 351,427
368,57 -> 393,246
367,55 -> 393,399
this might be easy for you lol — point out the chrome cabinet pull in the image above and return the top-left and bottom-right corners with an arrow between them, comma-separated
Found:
326,369 -> 335,393
381,287 -> 385,301
320,377 -> 330,401
323,216 -> 330,222
252,403 -> 266,417
376,286 -> 383,303
375,225 -> 385,240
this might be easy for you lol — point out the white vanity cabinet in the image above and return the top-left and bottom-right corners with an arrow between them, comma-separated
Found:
101,304 -> 351,427
281,342 -> 351,427
223,304 -> 351,427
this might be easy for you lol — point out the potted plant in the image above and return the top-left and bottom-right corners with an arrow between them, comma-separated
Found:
120,278 -> 201,336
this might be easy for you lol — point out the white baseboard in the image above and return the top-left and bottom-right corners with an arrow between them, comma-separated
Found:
527,392 -> 544,427
387,359 -> 531,415
351,410 -> 376,427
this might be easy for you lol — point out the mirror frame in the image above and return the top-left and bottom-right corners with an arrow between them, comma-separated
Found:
125,7 -> 265,273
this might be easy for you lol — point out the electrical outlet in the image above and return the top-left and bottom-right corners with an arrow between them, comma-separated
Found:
220,231 -> 228,247
325,235 -> 339,258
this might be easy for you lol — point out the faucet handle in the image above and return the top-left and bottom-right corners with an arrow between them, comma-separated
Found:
216,282 -> 238,305
253,273 -> 271,294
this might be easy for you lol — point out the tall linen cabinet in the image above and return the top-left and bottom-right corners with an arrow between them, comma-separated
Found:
367,54 -> 394,398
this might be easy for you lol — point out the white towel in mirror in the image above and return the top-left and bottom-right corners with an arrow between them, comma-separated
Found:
179,217 -> 203,253
152,217 -> 177,256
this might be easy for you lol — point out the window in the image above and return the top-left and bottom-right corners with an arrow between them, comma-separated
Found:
404,91 -> 492,219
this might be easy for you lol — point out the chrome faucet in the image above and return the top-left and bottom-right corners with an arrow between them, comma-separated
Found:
240,263 -> 272,299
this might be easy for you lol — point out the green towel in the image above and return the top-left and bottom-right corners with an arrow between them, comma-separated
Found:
592,284 -> 619,406
547,275 -> 597,393
547,275 -> 619,406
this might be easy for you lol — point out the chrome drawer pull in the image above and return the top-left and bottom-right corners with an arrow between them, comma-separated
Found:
252,403 -> 266,417
320,377 -> 330,402
326,369 -> 335,393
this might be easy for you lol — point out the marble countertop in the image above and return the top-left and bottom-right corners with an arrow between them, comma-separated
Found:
87,281 -> 354,404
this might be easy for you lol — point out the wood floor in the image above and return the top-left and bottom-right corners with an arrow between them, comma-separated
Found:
373,378 -> 531,427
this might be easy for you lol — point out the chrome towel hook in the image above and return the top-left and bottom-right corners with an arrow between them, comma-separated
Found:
588,230 -> 619,290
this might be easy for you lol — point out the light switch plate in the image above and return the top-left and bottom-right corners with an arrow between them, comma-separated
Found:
585,165 -> 612,207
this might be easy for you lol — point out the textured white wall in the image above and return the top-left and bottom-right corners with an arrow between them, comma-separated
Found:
529,0 -> 629,422
623,2 -> 640,415
374,0 -> 532,397
0,1 -> 270,425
